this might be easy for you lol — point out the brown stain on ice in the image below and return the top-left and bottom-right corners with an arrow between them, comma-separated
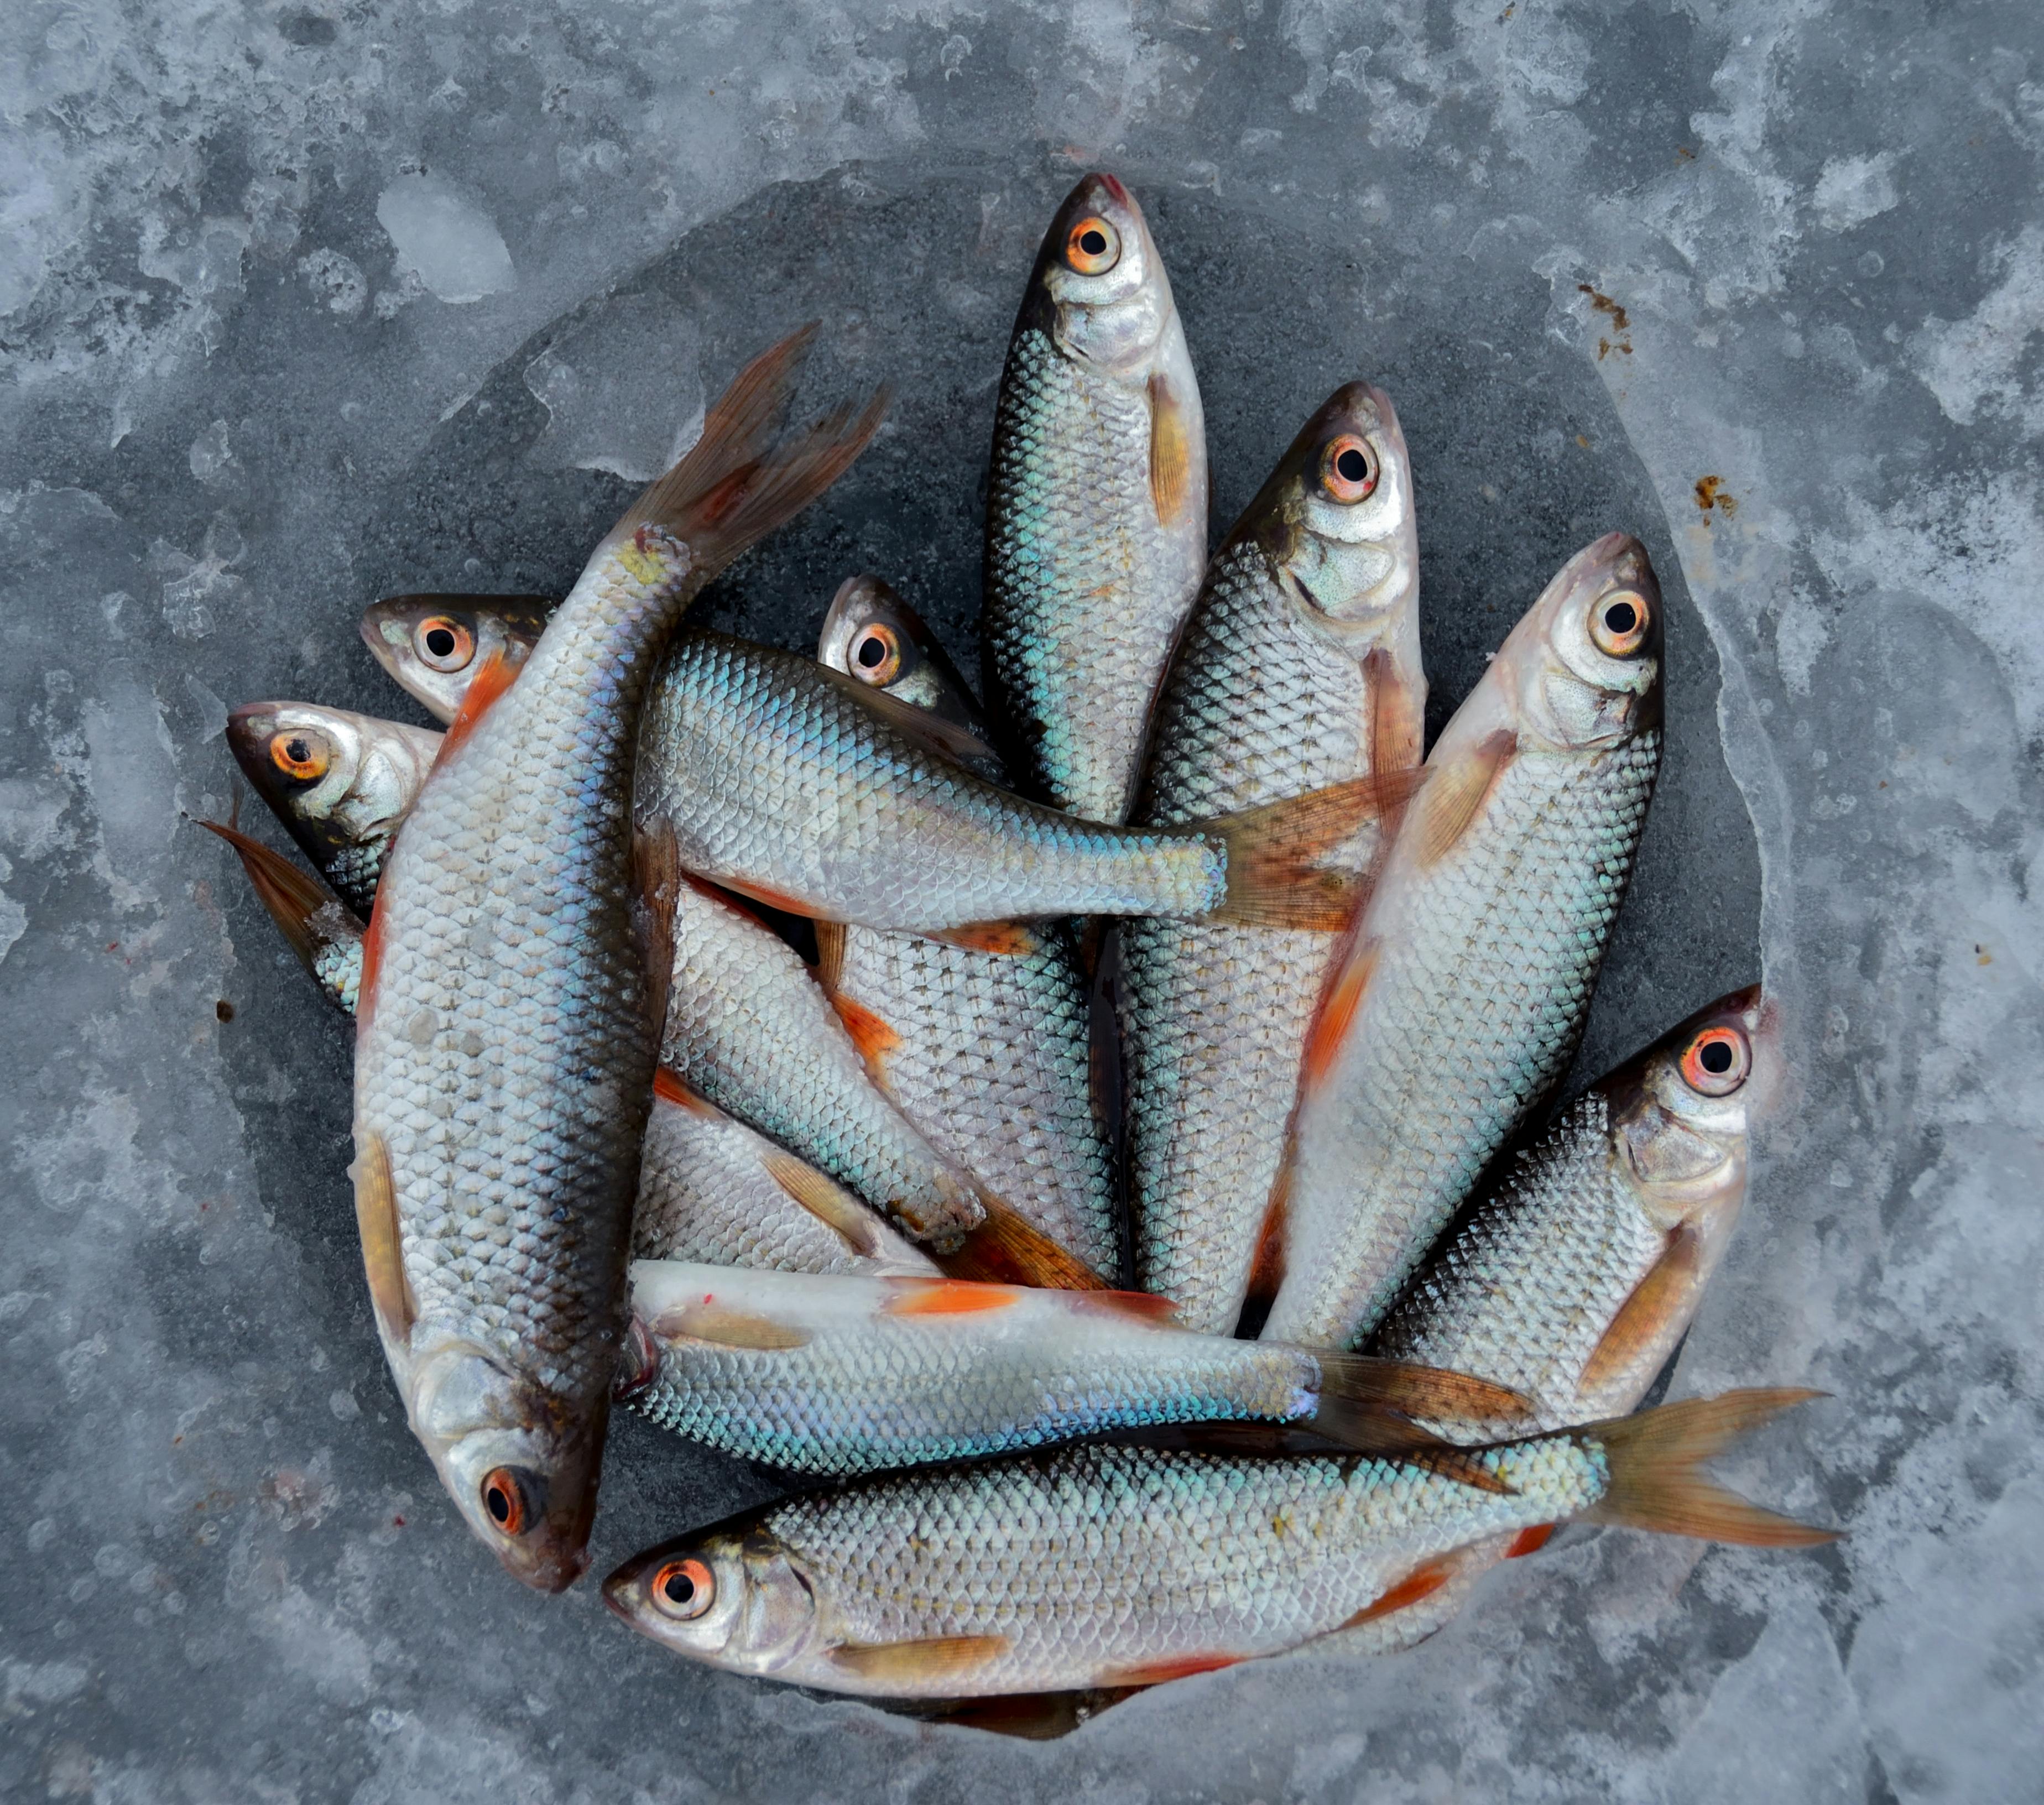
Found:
1694,475 -> 1740,519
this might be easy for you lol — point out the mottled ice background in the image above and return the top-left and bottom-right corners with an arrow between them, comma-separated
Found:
2,2 -> 2039,1799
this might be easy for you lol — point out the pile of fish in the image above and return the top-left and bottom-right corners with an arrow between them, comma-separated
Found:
208,173 -> 1831,1733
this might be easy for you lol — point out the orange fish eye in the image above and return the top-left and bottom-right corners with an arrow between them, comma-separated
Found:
1065,215 -> 1121,276
269,729 -> 330,782
652,1556 -> 715,1620
1680,1025 -> 1750,1096
849,623 -> 903,686
479,1467 -> 533,1536
414,615 -> 477,673
1320,433 -> 1379,503
1591,589 -> 1651,658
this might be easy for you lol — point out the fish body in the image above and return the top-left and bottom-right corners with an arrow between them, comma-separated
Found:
633,1076 -> 937,1276
351,331 -> 881,1590
359,594 -> 556,724
982,173 -> 1207,821
634,630 -> 1387,933
227,703 -> 440,916
605,1391 -> 1828,1696
618,1263 -> 1518,1475
200,820 -> 367,1015
1263,535 -> 1664,1351
1120,385 -> 1423,1332
816,578 -> 1116,1274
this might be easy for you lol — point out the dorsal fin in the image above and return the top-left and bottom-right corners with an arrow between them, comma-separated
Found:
812,919 -> 847,994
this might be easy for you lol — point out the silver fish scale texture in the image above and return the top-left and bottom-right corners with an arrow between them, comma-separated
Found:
835,922 -> 1115,1272
312,928 -> 362,1016
1124,543 -> 1389,1328
1370,1094 -> 1665,1434
633,1328 -> 1313,1474
768,1440 -> 1607,1682
629,1097 -> 933,1275
983,331 -> 1195,822
640,633 -> 1223,926
1266,731 -> 1661,1350
660,881 -> 979,1244
355,549 -> 677,1398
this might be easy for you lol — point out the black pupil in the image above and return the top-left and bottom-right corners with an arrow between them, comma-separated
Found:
1079,228 -> 1107,256
286,738 -> 312,765
1604,602 -> 1638,635
857,634 -> 887,669
1699,1039 -> 1735,1074
486,1482 -> 511,1523
1336,447 -> 1369,484
663,1570 -> 695,1604
425,627 -> 458,658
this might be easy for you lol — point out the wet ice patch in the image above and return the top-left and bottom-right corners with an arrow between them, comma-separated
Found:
1811,153 -> 1898,232
374,175 -> 514,304
524,293 -> 703,482
1909,224 -> 2044,429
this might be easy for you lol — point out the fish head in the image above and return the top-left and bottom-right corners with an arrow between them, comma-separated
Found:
1028,174 -> 1175,376
227,701 -> 435,865
358,595 -> 550,724
1504,533 -> 1663,752
1254,383 -> 1419,640
1610,984 -> 1776,1246
819,575 -> 988,738
404,1337 -> 603,1593
604,1528 -> 820,1674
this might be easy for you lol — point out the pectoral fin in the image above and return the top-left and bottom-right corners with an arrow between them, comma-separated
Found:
1149,371 -> 1195,525
826,1634 -> 1010,1686
351,1131 -> 416,1344
1578,1226 -> 1705,1395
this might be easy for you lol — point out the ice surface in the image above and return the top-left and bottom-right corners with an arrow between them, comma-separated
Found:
2,1 -> 2041,1799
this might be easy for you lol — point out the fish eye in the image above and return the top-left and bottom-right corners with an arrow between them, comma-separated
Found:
1680,1025 -> 1750,1096
269,729 -> 331,783
1590,590 -> 1651,658
651,1557 -> 715,1620
479,1466 -> 538,1537
414,615 -> 477,674
1064,215 -> 1121,277
850,623 -> 903,685
1320,432 -> 1380,503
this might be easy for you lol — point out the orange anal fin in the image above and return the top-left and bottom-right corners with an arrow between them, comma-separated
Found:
881,1277 -> 1020,1317
1102,1651 -> 1243,1688
651,1065 -> 720,1117
757,1149 -> 883,1258
1299,940 -> 1376,1094
826,1634 -> 1010,1686
1412,728 -> 1517,869
1341,1561 -> 1454,1629
1578,1226 -> 1707,1395
830,992 -> 903,1074
350,1131 -> 416,1343
940,1199 -> 1109,1291
1506,1524 -> 1556,1559
697,872 -> 821,926
923,921 -> 1043,957
1148,370 -> 1195,525
651,1300 -> 811,1352
437,646 -> 519,759
1069,1289 -> 1182,1326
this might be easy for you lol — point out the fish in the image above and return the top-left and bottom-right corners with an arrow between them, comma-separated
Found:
603,1389 -> 1833,1697
359,593 -> 555,724
632,1073 -> 939,1277
615,1261 -> 1529,1475
634,628 -> 1408,936
659,873 -> 1104,1287
1119,384 -> 1424,1333
197,818 -> 367,1015
981,173 -> 1207,822
351,327 -> 885,1591
226,702 -> 441,917
1331,985 -> 1775,1656
1260,533 -> 1665,1352
815,576 -> 1117,1275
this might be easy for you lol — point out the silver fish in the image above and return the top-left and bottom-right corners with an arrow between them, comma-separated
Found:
359,593 -> 555,725
982,172 -> 1207,821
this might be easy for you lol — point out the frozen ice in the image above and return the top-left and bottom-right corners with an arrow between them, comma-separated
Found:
2,1 -> 2040,1799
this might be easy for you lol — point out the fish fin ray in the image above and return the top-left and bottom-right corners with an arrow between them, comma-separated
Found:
1298,939 -> 1376,1095
1204,773 -> 1422,931
350,1131 -> 415,1342
1101,1652 -> 1242,1688
1412,729 -> 1518,869
1578,1227 -> 1707,1395
196,818 -> 363,1004
827,1634 -> 1010,1685
755,1149 -> 883,1258
1308,1353 -> 1531,1453
1364,645 -> 1425,782
437,646 -> 520,760
1341,1559 -> 1456,1629
1148,371 -> 1195,525
812,919 -> 847,995
829,992 -> 904,1074
1506,1524 -> 1556,1558
820,666 -> 1003,768
652,1300 -> 811,1352
1070,1289 -> 1181,1326
939,1198 -> 1108,1290
922,921 -> 1043,957
880,1277 -> 1019,1317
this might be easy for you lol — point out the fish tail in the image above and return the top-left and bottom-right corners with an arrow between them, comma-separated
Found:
196,817 -> 362,973
1306,1353 -> 1532,1455
940,1195 -> 1110,1291
1202,770 -> 1425,931
605,322 -> 888,579
1583,1389 -> 1839,1547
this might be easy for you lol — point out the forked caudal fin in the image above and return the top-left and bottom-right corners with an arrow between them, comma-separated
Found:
602,322 -> 889,585
1584,1389 -> 1839,1547
1203,769 -> 1425,932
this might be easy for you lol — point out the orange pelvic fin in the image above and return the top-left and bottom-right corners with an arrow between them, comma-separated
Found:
923,920 -> 1044,957
1506,1524 -> 1556,1559
830,992 -> 903,1073
1070,1288 -> 1182,1326
651,1066 -> 719,1117
1101,1651 -> 1243,1688
881,1277 -> 1020,1317
1341,1560 -> 1454,1629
